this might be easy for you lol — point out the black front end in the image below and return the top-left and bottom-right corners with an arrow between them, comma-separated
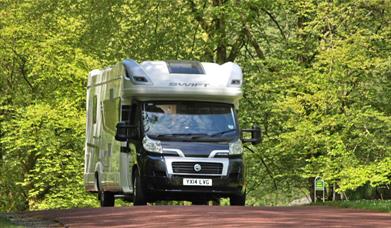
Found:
137,101 -> 245,202
140,152 -> 245,202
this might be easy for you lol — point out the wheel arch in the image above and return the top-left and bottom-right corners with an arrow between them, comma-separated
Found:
94,162 -> 103,191
132,164 -> 139,183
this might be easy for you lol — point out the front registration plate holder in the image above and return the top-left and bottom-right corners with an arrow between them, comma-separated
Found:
183,178 -> 212,186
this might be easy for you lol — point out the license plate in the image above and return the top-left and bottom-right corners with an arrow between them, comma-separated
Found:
183,178 -> 212,186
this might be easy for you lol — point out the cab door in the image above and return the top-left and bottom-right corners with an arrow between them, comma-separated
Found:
119,103 -> 138,193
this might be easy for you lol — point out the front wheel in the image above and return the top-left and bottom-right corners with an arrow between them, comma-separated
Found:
97,174 -> 114,207
191,200 -> 209,205
230,193 -> 246,206
99,191 -> 115,207
133,171 -> 147,206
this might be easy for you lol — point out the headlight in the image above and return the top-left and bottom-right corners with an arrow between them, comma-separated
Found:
142,136 -> 162,153
229,139 -> 243,155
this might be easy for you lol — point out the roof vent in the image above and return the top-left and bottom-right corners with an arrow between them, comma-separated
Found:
166,60 -> 205,74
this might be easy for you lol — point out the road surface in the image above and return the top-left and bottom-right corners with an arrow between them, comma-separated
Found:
6,206 -> 391,227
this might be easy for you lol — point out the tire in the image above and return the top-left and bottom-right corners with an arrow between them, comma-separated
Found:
212,199 -> 220,206
191,200 -> 209,205
96,174 -> 115,207
95,173 -> 101,200
99,191 -> 115,207
230,193 -> 246,206
133,171 -> 147,206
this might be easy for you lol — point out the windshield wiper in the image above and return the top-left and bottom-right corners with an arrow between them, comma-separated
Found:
150,133 -> 232,142
152,133 -> 209,140
208,129 -> 236,137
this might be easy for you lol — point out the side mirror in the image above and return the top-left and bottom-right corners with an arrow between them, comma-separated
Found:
115,122 -> 139,141
241,124 -> 262,145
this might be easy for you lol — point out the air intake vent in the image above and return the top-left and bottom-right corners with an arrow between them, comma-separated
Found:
172,162 -> 223,174
166,61 -> 205,74
123,59 -> 152,85
133,76 -> 148,82
231,79 -> 241,85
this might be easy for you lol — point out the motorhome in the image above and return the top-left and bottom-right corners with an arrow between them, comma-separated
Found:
84,60 -> 261,206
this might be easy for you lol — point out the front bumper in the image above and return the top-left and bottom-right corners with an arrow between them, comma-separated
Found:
141,154 -> 244,201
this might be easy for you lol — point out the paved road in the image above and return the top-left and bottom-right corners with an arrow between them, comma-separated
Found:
11,206 -> 391,227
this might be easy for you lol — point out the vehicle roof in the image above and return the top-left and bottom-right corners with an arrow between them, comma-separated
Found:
88,60 -> 243,107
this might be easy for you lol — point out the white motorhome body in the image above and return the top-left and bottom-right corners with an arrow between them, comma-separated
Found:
84,60 -> 260,206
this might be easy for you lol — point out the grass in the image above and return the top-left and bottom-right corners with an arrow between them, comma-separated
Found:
319,200 -> 391,213
0,216 -> 22,228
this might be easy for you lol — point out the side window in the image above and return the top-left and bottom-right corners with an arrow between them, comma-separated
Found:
109,88 -> 114,100
92,95 -> 97,124
121,105 -> 131,123
121,104 -> 137,124
130,104 -> 137,124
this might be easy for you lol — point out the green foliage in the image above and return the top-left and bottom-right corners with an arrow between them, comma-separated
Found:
0,216 -> 22,228
321,200 -> 391,213
0,0 -> 390,211
240,0 -> 391,203
1,102 -> 97,210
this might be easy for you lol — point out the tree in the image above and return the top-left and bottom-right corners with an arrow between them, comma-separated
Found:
0,0 -> 390,211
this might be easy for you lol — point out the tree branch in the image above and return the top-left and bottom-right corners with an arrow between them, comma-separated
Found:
227,27 -> 246,62
245,145 -> 278,191
261,8 -> 287,41
243,25 -> 265,59
11,49 -> 34,91
186,0 -> 210,33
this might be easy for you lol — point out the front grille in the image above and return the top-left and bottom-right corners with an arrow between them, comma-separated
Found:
172,162 -> 223,174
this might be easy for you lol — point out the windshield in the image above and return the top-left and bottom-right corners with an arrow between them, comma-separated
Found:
143,102 -> 238,141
